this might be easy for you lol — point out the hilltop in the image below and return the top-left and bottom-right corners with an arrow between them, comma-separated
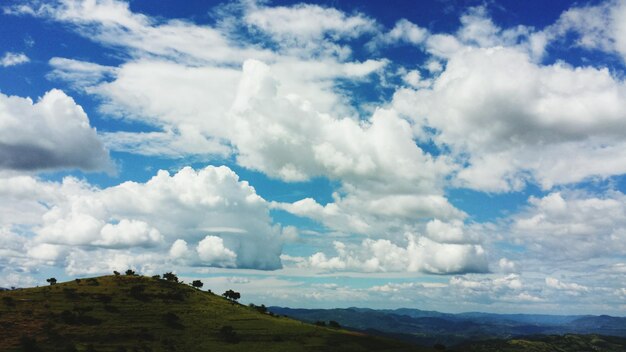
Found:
0,275 -> 426,352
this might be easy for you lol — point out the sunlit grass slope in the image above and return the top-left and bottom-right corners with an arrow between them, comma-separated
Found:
0,275 -> 428,352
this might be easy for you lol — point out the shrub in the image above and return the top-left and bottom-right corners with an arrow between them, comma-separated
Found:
191,280 -> 203,289
130,285 -> 147,300
2,296 -> 15,307
125,269 -> 136,276
46,278 -> 57,286
113,271 -> 120,276
328,320 -> 341,329
151,275 -> 160,280
219,325 -> 239,343
86,278 -> 99,286
162,272 -> 178,282
163,312 -> 183,329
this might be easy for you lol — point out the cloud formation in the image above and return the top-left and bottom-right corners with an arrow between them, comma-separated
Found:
0,89 -> 111,172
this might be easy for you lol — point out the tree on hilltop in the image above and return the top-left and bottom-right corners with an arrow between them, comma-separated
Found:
222,289 -> 240,302
163,272 -> 178,282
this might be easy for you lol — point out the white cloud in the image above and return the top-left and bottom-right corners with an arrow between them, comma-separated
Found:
169,239 -> 190,259
303,235 -> 487,274
96,219 -> 163,248
196,235 -> 237,268
0,89 -> 112,172
244,2 -> 376,58
48,57 -> 117,88
511,190 -> 626,260
5,165 -> 284,271
450,274 -> 524,292
498,258 -> 518,273
545,277 -> 589,293
547,0 -> 626,63
370,19 -> 428,49
393,46 -> 626,191
0,52 -> 29,67
9,0 -> 273,65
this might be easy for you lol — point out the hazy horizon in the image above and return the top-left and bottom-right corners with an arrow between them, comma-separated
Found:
1,0 -> 625,316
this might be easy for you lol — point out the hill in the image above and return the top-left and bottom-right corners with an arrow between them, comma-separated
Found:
269,306 -> 626,347
0,275 -> 427,352
455,334 -> 626,352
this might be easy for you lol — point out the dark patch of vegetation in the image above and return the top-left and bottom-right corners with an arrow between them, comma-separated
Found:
2,296 -> 15,307
46,278 -> 57,286
63,288 -> 79,300
125,269 -> 136,276
222,289 -> 240,302
86,278 -> 99,286
113,271 -> 120,276
250,303 -> 268,314
163,312 -> 183,329
162,272 -> 178,283
328,320 -> 341,329
59,307 -> 102,326
20,336 -> 42,352
315,321 -> 326,327
219,325 -> 240,344
191,280 -> 203,289
130,285 -> 149,301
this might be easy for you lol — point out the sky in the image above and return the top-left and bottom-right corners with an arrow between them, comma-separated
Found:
0,0 -> 625,315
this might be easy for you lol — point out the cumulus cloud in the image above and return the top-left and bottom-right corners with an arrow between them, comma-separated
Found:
0,89 -> 112,172
547,0 -> 626,62
0,165 -> 283,273
0,51 -> 29,67
35,165 -> 282,270
510,190 -> 626,260
394,46 -> 626,191
196,235 -> 237,268
300,234 -> 488,275
369,19 -> 429,50
244,2 -> 377,58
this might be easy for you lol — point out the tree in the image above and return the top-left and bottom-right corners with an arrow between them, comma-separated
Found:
46,278 -> 57,286
163,272 -> 178,282
125,269 -> 136,276
113,271 -> 120,276
222,289 -> 240,302
328,320 -> 341,329
191,280 -> 203,289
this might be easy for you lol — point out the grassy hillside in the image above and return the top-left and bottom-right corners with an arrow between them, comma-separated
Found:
455,334 -> 626,352
0,275 -> 427,352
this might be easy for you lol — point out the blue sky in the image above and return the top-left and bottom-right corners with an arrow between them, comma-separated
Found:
1,0 -> 626,315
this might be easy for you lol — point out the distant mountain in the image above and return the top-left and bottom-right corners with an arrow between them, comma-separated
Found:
269,306 -> 626,346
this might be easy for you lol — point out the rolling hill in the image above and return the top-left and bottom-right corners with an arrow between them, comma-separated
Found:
0,275 -> 427,352
269,306 -> 626,348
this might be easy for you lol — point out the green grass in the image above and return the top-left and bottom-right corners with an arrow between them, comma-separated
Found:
455,334 -> 626,352
0,275 -> 429,352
